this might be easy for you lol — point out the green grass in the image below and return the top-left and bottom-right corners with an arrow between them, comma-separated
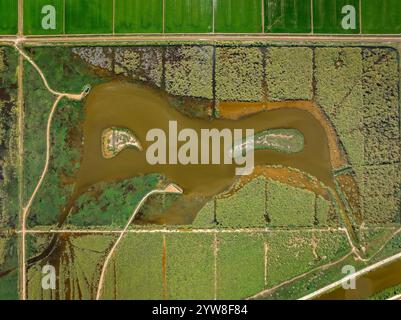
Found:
316,195 -> 330,225
192,201 -> 216,227
265,46 -> 313,100
102,233 -> 164,299
215,0 -> 262,33
0,0 -> 17,34
361,0 -> 401,34
265,0 -> 311,33
216,177 -> 266,228
166,233 -> 214,299
313,0 -> 360,34
215,47 -> 263,101
0,235 -> 17,273
266,179 -> 316,227
217,233 -> 265,299
0,270 -> 18,300
266,231 -> 314,287
115,0 -> 162,33
165,0 -> 213,33
24,0 -> 64,35
65,0 -> 113,34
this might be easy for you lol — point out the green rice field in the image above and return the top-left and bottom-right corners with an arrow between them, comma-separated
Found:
0,0 -> 18,34
1,0 -> 398,35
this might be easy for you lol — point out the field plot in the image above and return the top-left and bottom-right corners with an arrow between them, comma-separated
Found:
0,0 -> 17,34
165,233 -> 214,299
165,0 -> 213,33
313,0 -> 360,34
214,0 -> 262,33
265,0 -> 311,33
65,0 -> 113,34
24,0 -> 64,35
217,233 -> 265,299
361,0 -> 401,34
115,0 -> 163,33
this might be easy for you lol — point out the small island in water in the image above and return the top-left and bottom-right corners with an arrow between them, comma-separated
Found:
101,127 -> 142,159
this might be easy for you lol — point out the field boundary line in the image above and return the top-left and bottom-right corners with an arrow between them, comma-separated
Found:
20,227 -> 346,234
1,35 -> 401,45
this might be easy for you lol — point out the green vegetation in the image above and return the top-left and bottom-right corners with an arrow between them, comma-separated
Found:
0,235 -> 17,273
67,174 -> 162,227
65,0 -> 113,34
266,179 -> 316,227
26,46 -> 104,92
215,0 -> 262,33
316,195 -> 330,225
115,0 -> 163,34
362,48 -> 400,166
314,230 -> 350,262
165,46 -> 213,99
215,47 -> 263,101
216,177 -> 266,228
361,0 -> 401,34
265,0 -> 311,33
0,270 -> 18,300
0,0 -> 18,34
360,228 -> 398,259
264,230 -> 350,293
369,283 -> 401,300
166,233 -> 214,299
217,233 -> 264,299
192,201 -> 215,227
102,233 -> 163,299
165,0 -> 212,33
265,231 -> 314,287
315,47 -> 364,170
313,0 -> 360,34
362,165 -> 401,225
0,47 -> 18,230
24,0 -> 64,35
265,47 -> 313,100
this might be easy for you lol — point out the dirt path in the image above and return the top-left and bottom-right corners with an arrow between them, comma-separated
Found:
0,34 -> 398,45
